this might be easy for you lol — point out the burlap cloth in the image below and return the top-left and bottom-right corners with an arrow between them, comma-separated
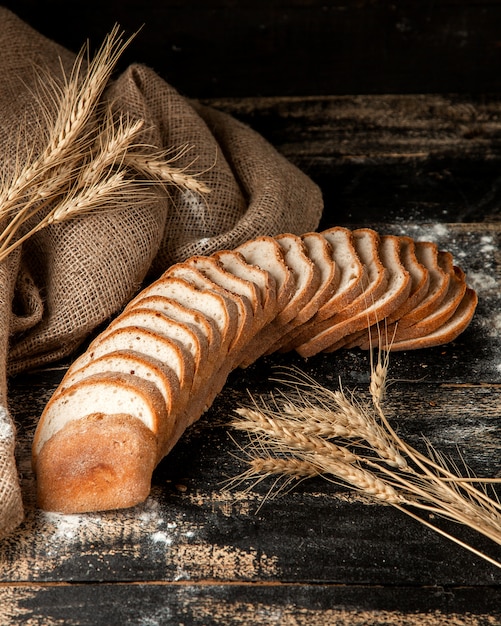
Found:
0,8 -> 323,538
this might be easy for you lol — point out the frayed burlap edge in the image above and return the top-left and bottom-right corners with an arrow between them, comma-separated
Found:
0,407 -> 23,536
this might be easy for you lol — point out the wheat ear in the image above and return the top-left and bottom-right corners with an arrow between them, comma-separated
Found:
230,355 -> 501,569
126,145 -> 211,195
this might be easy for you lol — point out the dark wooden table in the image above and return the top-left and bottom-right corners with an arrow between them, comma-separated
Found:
1,94 -> 500,624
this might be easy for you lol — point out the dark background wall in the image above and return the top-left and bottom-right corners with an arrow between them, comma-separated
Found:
3,1 -> 501,98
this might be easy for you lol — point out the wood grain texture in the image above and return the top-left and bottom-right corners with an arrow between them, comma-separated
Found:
201,95 -> 501,225
2,583 -> 501,625
3,0 -> 501,98
3,380 -> 500,586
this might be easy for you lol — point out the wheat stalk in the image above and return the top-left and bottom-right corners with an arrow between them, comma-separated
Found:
229,352 -> 501,569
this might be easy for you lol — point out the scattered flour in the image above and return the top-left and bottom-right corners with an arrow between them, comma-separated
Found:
137,498 -> 164,526
150,531 -> 172,545
43,511 -> 102,541
39,496 -> 190,550
430,223 -> 450,238
137,498 -> 178,546
480,235 -> 496,254
0,406 -> 14,441
181,189 -> 208,232
465,271 -> 498,293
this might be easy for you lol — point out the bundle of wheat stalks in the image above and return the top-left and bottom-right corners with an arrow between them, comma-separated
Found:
0,26 -> 208,263
230,349 -> 501,569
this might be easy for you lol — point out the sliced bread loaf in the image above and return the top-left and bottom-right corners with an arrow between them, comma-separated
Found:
32,225 -> 478,515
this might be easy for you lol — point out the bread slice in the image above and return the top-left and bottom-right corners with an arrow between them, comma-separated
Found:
367,266 -> 467,350
235,236 -> 296,324
130,276 -> 237,364
165,263 -> 254,355
75,326 -> 195,394
238,233 -> 321,366
60,347 -> 180,404
300,231 -> 342,313
341,235 -> 430,350
326,228 -> 388,324
297,235 -> 411,357
212,249 -> 278,322
352,246 -> 458,351
97,307 -> 209,378
185,255 -> 263,320
267,231 -> 340,353
274,233 -> 322,323
316,227 -> 368,321
396,245 -> 452,328
385,236 -> 430,322
277,226 -> 366,352
389,288 -> 478,351
33,372 -> 166,461
125,294 -> 222,377
182,253 -> 274,360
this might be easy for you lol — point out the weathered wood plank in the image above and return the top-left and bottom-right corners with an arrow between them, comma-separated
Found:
2,582 -> 500,625
2,373 -> 500,584
203,95 -> 501,224
5,1 -> 501,98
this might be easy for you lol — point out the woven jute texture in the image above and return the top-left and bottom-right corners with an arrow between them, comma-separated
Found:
0,8 -> 323,538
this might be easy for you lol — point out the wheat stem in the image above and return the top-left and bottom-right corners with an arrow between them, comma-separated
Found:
78,114 -> 144,187
234,407 -> 358,464
0,25 -> 212,262
393,503 -> 501,569
368,350 -> 501,517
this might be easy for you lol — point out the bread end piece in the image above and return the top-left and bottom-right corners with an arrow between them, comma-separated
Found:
35,413 -> 157,513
